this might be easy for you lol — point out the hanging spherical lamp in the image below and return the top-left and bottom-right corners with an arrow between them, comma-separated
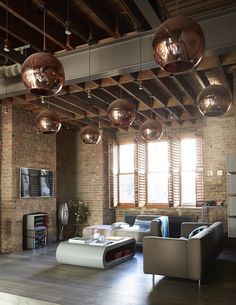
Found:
36,109 -> 61,134
197,84 -> 232,117
80,125 -> 101,144
152,15 -> 205,73
140,119 -> 163,141
107,98 -> 136,127
21,52 -> 65,96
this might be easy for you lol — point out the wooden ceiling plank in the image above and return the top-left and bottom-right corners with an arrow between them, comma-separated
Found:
0,11 -> 42,52
174,75 -> 197,104
194,70 -> 211,89
215,56 -> 233,98
55,94 -> 99,115
33,0 -> 88,44
0,1 -> 69,51
71,91 -> 108,112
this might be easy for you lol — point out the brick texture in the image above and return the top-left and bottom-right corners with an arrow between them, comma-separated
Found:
0,105 -> 56,253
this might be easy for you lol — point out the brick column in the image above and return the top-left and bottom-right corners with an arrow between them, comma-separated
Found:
0,101 -> 14,253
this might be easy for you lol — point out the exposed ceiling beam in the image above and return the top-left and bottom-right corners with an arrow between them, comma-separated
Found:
2,11 -> 236,98
133,0 -> 161,28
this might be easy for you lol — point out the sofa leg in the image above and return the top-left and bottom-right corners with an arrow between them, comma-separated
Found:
152,274 -> 155,287
198,279 -> 201,287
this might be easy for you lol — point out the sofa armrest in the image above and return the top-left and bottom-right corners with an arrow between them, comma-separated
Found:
143,236 -> 188,279
150,219 -> 162,236
181,222 -> 211,238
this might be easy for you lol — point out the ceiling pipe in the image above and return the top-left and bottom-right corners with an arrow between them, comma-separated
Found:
0,63 -> 22,79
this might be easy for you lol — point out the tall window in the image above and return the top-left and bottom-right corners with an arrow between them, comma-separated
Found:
109,136 -> 203,208
118,144 -> 135,203
147,141 -> 169,204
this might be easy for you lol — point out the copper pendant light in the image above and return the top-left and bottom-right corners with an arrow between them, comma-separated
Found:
152,15 -> 205,73
107,98 -> 136,127
140,119 -> 163,141
36,109 -> 61,134
197,84 -> 232,117
21,52 -> 65,96
80,125 -> 101,144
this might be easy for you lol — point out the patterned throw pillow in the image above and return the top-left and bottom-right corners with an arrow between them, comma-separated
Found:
133,219 -> 151,230
188,225 -> 208,238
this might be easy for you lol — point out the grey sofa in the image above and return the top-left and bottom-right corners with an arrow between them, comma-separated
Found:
143,222 -> 224,286
83,215 -> 168,244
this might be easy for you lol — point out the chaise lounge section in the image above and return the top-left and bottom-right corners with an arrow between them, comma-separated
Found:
143,222 -> 224,286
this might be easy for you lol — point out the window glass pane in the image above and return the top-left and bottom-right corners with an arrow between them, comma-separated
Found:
181,172 -> 196,205
181,139 -> 196,171
119,174 -> 134,203
119,144 -> 134,173
148,173 -> 168,203
148,141 -> 169,172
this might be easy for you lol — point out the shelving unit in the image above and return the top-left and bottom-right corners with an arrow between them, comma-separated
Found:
23,213 -> 48,249
227,155 -> 236,238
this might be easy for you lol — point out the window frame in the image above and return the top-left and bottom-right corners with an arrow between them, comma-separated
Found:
109,134 -> 204,208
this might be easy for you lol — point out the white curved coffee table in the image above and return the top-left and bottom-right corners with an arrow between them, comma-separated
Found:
56,237 -> 136,269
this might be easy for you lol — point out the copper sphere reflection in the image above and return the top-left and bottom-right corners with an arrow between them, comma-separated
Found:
36,109 -> 61,134
197,84 -> 232,117
80,125 -> 101,144
21,52 -> 65,96
152,15 -> 205,73
107,99 -> 136,127
140,119 -> 163,141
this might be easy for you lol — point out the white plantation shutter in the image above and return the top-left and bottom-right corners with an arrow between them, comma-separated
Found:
196,136 -> 204,206
171,137 -> 180,207
109,139 -> 118,207
134,139 -> 146,207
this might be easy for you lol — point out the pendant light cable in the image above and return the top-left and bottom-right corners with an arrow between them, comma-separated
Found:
43,7 -> 46,52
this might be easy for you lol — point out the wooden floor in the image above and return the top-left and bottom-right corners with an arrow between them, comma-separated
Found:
0,241 -> 235,305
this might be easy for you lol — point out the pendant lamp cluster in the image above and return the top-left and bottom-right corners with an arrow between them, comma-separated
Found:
152,14 -> 231,118
21,7 -> 64,135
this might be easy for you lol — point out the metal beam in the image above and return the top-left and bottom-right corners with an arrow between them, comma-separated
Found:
2,11 -> 236,98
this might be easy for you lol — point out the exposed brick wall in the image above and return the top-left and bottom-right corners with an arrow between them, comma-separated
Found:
0,105 -> 57,253
203,116 -> 236,201
75,129 -> 116,226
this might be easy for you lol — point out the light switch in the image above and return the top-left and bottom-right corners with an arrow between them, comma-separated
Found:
217,170 -> 223,176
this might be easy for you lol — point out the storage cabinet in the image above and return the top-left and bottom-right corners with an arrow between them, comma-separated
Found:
23,213 -> 48,249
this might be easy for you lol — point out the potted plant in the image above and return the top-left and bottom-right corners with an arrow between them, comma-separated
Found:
68,200 -> 89,224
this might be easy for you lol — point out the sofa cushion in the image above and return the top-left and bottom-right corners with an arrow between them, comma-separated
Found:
188,225 -> 208,238
111,222 -> 130,229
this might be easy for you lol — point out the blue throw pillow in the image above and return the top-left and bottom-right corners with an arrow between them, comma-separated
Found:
188,225 -> 208,238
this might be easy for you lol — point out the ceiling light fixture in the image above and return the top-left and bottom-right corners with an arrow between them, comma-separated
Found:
107,98 -> 136,127
36,108 -> 61,134
140,119 -> 163,141
80,125 -> 101,144
197,84 -> 232,117
65,1 -> 72,36
152,15 -> 205,74
21,7 -> 65,96
4,0 -> 10,52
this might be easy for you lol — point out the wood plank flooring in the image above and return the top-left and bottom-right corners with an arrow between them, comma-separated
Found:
0,242 -> 235,305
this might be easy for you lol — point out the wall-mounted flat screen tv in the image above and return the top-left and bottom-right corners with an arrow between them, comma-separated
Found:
20,167 -> 54,198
